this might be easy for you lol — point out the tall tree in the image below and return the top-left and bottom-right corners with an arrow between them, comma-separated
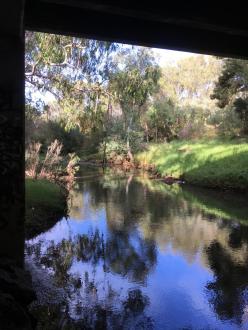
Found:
211,58 -> 248,134
111,47 -> 161,158
160,55 -> 222,108
25,32 -> 118,96
25,32 -> 118,133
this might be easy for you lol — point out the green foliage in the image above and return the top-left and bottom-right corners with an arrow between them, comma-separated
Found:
25,32 -> 119,142
145,98 -> 211,141
160,55 -> 222,106
208,106 -> 242,137
233,98 -> 248,133
145,98 -> 182,141
127,130 -> 144,152
211,58 -> 248,134
111,48 -> 161,112
141,55 -> 222,142
110,47 -> 161,155
98,138 -> 127,161
25,104 -> 40,121
211,59 -> 248,107
136,139 -> 248,190
25,32 -> 118,95
26,119 -> 84,154
177,106 -> 210,140
25,32 -> 248,179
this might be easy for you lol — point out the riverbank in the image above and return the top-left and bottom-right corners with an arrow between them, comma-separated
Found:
25,179 -> 67,239
136,139 -> 248,190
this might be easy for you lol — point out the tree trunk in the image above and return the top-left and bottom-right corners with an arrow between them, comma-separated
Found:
102,92 -> 112,168
102,137 -> 107,168
145,122 -> 149,143
94,93 -> 99,113
126,117 -> 134,162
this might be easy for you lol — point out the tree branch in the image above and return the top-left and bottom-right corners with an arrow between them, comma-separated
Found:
25,59 -> 40,76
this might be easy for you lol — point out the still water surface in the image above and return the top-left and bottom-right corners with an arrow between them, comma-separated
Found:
25,168 -> 248,329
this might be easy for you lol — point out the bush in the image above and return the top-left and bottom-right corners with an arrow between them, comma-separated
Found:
178,121 -> 206,140
146,101 -> 209,141
25,142 -> 42,178
128,130 -> 145,153
98,138 -> 128,162
208,106 -> 242,137
25,140 -> 79,181
39,139 -> 63,178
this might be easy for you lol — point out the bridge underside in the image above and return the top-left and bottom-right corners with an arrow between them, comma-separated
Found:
25,1 -> 248,59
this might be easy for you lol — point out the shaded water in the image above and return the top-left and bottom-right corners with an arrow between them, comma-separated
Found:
25,167 -> 248,329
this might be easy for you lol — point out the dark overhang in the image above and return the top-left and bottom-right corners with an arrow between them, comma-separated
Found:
25,1 -> 248,59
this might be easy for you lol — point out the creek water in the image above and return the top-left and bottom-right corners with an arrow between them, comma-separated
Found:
25,167 -> 248,329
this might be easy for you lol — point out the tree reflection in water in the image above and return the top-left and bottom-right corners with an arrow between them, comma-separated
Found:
206,226 -> 248,324
25,169 -> 248,329
26,225 -> 155,329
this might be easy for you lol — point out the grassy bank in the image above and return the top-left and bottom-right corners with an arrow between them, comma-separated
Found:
136,139 -> 248,190
25,179 -> 67,239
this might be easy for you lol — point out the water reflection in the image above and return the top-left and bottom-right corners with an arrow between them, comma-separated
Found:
25,168 -> 248,329
206,240 -> 248,324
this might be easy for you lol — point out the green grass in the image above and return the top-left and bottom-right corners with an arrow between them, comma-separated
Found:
136,138 -> 248,190
25,179 -> 67,238
26,179 -> 64,209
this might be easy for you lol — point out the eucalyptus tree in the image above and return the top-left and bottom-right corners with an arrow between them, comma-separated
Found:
25,32 -> 118,133
160,55 -> 222,108
110,47 -> 161,159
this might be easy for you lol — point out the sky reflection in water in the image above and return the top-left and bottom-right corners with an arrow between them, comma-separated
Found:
25,170 -> 248,329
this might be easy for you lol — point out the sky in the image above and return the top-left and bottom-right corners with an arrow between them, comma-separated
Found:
153,48 -> 198,66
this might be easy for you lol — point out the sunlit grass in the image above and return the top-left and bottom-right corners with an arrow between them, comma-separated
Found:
136,139 -> 248,189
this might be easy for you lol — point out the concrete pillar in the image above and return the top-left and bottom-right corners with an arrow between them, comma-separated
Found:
0,1 -> 25,266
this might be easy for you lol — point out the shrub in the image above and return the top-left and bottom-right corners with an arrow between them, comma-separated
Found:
25,142 -> 42,178
40,139 -> 63,178
178,121 -> 206,140
98,138 -> 128,162
208,106 -> 242,137
25,140 -> 79,182
128,130 -> 145,153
